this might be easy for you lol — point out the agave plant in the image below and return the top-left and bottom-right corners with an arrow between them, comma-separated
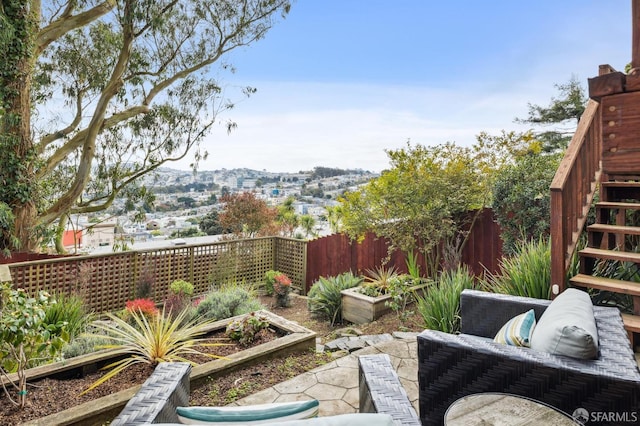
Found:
307,272 -> 363,325
81,307 -> 225,394
361,265 -> 400,296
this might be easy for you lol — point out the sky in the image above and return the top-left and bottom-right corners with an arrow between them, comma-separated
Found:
179,1 -> 633,173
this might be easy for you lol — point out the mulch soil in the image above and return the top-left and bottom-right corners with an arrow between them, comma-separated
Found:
0,294 -> 424,425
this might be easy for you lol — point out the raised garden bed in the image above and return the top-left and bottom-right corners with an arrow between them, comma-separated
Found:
2,310 -> 315,426
341,283 -> 428,324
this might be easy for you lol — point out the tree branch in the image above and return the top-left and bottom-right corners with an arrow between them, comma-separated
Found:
36,0 -> 116,56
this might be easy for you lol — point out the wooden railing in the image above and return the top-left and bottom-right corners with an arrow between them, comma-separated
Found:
550,99 -> 602,295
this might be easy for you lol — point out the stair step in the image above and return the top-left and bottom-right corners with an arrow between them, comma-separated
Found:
587,223 -> 640,236
596,201 -> 640,210
622,314 -> 640,333
579,247 -> 640,263
570,274 -> 640,297
601,181 -> 640,188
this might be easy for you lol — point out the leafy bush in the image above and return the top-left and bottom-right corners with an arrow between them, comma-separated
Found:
44,292 -> 92,341
491,153 -> 561,254
226,312 -> 269,345
81,307 -> 224,394
481,237 -> 551,300
264,270 -> 279,295
415,265 -> 475,334
0,284 -> 69,408
307,271 -> 363,326
169,279 -> 194,297
61,333 -> 110,359
195,285 -> 263,321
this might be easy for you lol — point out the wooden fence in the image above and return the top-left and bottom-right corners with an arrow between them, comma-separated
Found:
5,237 -> 306,314
5,209 -> 502,312
305,208 -> 503,291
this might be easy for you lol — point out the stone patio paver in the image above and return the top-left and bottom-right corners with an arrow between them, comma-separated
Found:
232,335 -> 419,417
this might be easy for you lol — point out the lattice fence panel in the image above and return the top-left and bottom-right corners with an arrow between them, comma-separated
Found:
83,253 -> 137,312
7,253 -> 137,313
274,238 -> 307,294
6,237 -> 307,314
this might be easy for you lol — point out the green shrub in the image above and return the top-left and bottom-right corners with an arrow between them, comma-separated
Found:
195,285 -> 263,321
169,279 -> 194,297
264,270 -> 279,296
415,265 -> 475,334
0,284 -> 68,408
61,332 -> 110,359
307,271 -> 363,326
44,292 -> 92,341
491,153 -> 561,254
481,237 -> 551,300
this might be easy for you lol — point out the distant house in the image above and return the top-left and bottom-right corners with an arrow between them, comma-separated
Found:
62,229 -> 83,249
83,223 -> 116,248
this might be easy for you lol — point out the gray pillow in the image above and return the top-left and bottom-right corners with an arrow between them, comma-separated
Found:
530,288 -> 598,359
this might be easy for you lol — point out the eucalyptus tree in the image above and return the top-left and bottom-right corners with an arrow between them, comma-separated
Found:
0,0 -> 291,254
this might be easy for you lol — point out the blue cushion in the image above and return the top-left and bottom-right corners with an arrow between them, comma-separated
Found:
493,309 -> 536,347
176,399 -> 319,425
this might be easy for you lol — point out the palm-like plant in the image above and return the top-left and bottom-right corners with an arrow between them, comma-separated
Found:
81,307 -> 225,394
362,265 -> 400,296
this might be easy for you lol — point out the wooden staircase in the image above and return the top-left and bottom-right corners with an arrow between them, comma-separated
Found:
569,181 -> 640,346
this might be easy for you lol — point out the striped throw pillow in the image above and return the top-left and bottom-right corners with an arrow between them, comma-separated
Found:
494,309 -> 536,347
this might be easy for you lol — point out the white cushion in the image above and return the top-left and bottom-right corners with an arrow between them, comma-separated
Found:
530,288 -> 598,359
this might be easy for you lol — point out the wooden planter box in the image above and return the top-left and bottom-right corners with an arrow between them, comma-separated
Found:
13,310 -> 315,426
341,283 -> 428,325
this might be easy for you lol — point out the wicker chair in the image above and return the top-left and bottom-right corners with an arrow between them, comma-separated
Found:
417,290 -> 640,426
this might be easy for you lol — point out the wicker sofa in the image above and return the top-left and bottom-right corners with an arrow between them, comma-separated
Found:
417,289 -> 640,426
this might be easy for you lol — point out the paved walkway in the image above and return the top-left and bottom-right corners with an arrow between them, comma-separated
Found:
230,335 -> 640,418
230,335 -> 420,417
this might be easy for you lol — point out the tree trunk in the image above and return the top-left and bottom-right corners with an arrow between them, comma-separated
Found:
0,2 -> 40,253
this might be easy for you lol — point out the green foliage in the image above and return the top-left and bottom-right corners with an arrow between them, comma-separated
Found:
415,266 -> 475,334
339,137 -> 526,278
405,251 -> 421,281
360,265 -> 400,296
481,237 -> 552,300
492,153 -> 561,254
61,333 -> 110,360
170,279 -> 194,297
276,197 -> 299,237
0,284 -> 69,408
0,0 -> 292,253
81,307 -> 224,394
199,210 -> 224,235
44,292 -> 92,341
385,274 -> 421,323
195,285 -> 263,322
225,312 -> 269,345
307,272 -> 363,326
264,270 -> 279,295
517,76 -> 587,152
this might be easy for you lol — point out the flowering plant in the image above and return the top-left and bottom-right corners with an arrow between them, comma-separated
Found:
125,298 -> 158,318
273,273 -> 291,308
